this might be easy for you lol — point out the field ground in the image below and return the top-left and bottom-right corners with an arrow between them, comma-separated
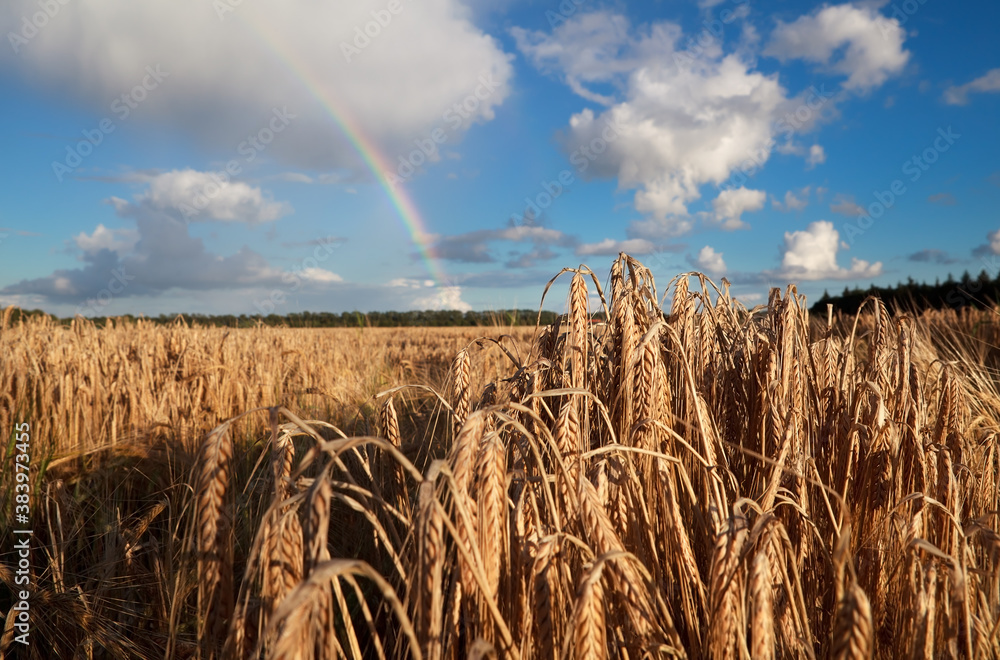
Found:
1,257 -> 1000,658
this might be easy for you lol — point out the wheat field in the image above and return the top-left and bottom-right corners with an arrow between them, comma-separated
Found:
2,254 -> 999,659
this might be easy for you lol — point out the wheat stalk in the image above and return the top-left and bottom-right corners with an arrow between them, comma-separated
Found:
750,548 -> 775,660
417,479 -> 445,659
195,422 -> 235,654
832,581 -> 873,660
477,430 -> 507,605
571,559 -> 608,660
305,471 -> 332,573
453,349 -> 472,434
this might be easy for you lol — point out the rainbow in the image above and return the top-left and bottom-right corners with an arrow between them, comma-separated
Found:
237,14 -> 448,287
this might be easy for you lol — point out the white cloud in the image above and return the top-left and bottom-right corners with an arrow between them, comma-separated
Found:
130,170 -> 291,224
513,5 -> 909,238
512,13 -> 637,105
412,286 -> 472,312
53,276 -> 75,294
807,144 -> 826,168
988,229 -> 1000,255
764,4 -> 909,91
2,219 -> 283,304
299,268 -> 343,283
2,173 -> 325,305
708,187 -> 765,230
0,0 -> 513,173
692,245 -> 726,274
1,174 -> 477,313
389,277 -> 435,289
943,68 -> 1000,105
513,11 -> 847,238
772,187 -> 810,211
74,224 -> 139,254
775,220 -> 881,280
972,229 -> 1000,257
576,238 -> 656,256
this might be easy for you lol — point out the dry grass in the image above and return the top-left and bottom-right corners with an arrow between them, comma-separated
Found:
2,253 -> 1000,659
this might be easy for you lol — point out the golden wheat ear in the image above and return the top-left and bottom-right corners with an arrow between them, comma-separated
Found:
194,421 -> 235,655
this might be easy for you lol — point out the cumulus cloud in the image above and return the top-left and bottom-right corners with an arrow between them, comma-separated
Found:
299,268 -> 343,284
511,13 -> 636,105
575,238 -> 656,256
2,218 -> 284,304
74,224 -> 139,254
774,220 -> 882,280
972,229 -> 1000,257
0,0 -> 513,174
943,68 -> 1000,105
691,245 -> 726,274
807,144 -> 826,168
0,214 -> 475,313
118,170 -> 292,224
513,6 -> 906,238
772,187 -> 810,211
764,4 -> 910,91
382,277 -> 472,310
0,171 -> 339,306
413,286 -> 472,312
514,12 -> 791,235
707,187 -> 766,230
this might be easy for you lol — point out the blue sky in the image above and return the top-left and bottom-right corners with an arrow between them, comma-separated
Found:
1,0 -> 998,317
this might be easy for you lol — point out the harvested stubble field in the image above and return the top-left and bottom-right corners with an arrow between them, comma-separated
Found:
1,254 -> 1000,659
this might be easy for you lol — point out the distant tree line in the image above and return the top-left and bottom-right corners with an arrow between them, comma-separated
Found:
7,271 -> 998,328
2,307 -> 564,328
810,269 -> 1000,315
